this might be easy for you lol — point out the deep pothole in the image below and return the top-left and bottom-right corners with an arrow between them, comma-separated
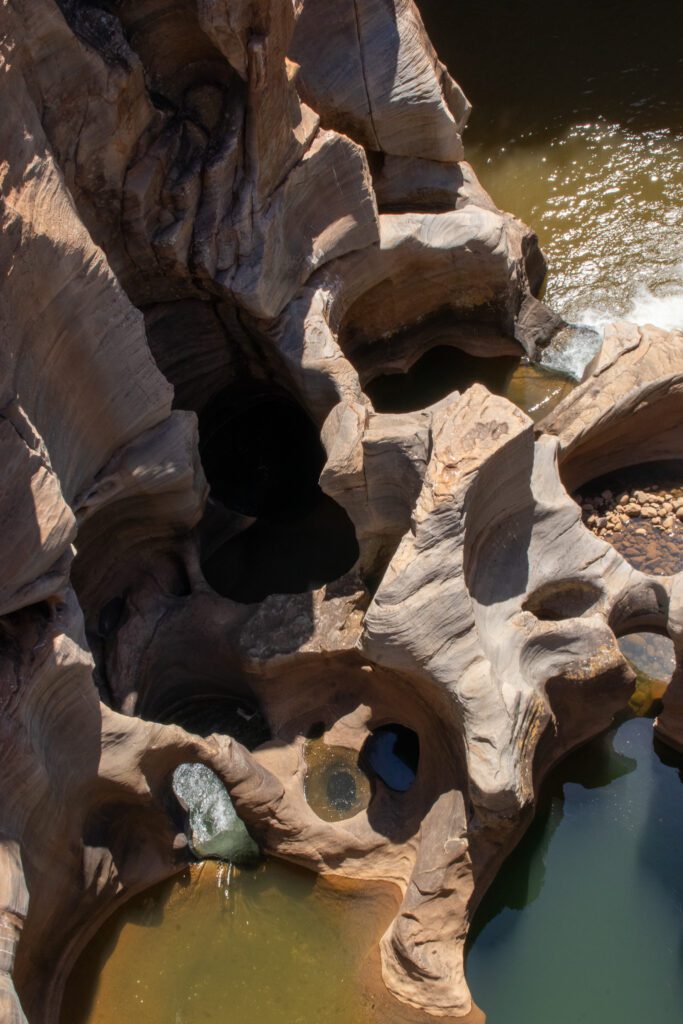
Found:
197,388 -> 359,603
303,724 -> 420,822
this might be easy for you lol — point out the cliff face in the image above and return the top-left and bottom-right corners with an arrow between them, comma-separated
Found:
1,2 -> 682,1022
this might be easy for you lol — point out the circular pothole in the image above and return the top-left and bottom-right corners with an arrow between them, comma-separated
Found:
303,740 -> 371,823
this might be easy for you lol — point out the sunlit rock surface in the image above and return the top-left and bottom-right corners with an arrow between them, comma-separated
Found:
0,2 -> 682,1023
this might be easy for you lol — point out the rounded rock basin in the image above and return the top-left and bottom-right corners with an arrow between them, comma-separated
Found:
60,860 -> 399,1024
303,739 -> 372,822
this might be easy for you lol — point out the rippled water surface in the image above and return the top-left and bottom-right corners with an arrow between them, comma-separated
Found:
418,0 -> 683,329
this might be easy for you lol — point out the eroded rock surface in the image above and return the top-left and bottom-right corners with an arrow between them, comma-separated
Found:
1,2 -> 682,1023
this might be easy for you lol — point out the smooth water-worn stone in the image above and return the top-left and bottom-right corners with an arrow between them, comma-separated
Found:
173,763 -> 259,864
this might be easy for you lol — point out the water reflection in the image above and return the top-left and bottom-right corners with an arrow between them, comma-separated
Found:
467,718 -> 683,1023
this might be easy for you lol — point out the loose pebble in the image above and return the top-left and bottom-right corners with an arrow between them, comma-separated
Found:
576,478 -> 683,574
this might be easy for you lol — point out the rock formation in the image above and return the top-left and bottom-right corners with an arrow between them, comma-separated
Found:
1,2 -> 682,1022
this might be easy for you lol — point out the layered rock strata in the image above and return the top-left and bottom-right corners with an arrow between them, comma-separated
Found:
1,2 -> 682,1023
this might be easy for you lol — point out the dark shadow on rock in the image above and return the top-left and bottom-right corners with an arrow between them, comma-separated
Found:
197,386 -> 360,603
463,427 -> 534,605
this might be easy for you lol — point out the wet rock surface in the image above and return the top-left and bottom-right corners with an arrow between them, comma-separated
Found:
173,763 -> 260,863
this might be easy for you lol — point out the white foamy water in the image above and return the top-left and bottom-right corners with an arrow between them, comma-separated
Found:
539,325 -> 603,381
469,118 -> 683,371
575,278 -> 683,336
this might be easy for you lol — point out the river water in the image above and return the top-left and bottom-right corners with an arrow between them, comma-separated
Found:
418,0 -> 683,334
466,714 -> 683,1024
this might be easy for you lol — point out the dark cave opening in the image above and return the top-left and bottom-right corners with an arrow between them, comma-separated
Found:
365,344 -> 521,414
199,391 -> 322,520
198,388 -> 359,603
361,724 -> 420,793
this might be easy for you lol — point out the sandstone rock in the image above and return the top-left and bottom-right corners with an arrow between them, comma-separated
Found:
541,322 -> 683,491
0,841 -> 29,1024
2,3 -> 682,1024
291,0 -> 470,160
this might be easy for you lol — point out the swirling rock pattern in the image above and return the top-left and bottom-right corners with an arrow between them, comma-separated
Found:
1,1 -> 682,1021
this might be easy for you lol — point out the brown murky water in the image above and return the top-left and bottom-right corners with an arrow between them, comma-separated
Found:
61,860 -> 399,1024
303,738 -> 372,822
418,0 -> 683,336
365,345 -> 574,421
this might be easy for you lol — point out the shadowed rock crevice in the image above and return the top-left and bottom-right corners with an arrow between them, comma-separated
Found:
523,580 -> 602,622
197,386 -> 359,602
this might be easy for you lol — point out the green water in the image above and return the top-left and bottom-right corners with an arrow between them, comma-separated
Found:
467,716 -> 683,1024
467,629 -> 679,1022
61,860 -> 398,1024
